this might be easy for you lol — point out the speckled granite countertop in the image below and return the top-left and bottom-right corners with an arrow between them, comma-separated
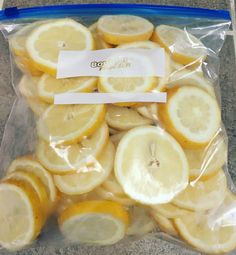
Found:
0,1 -> 235,254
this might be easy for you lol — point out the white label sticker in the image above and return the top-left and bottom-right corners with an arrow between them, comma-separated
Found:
57,48 -> 165,78
54,92 -> 167,105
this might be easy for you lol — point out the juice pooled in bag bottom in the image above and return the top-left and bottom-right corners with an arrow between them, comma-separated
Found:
0,4 -> 234,254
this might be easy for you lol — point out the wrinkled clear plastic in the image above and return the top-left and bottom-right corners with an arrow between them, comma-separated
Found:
0,4 -> 234,255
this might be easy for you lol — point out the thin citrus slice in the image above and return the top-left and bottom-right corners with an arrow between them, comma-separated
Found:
26,19 -> 94,76
110,131 -> 127,147
159,86 -> 221,149
97,15 -> 153,45
98,76 -> 157,96
151,211 -> 178,236
7,156 -> 57,205
172,170 -> 227,211
36,122 -> 109,174
152,25 -> 207,65
54,141 -> 114,195
0,180 -> 43,251
106,105 -> 152,131
135,103 -> 159,121
37,74 -> 97,103
115,126 -> 189,205
95,186 -> 135,206
151,203 -> 189,219
58,200 -> 129,245
5,170 -> 49,216
37,104 -> 105,144
118,41 -> 172,92
89,22 -> 113,49
185,134 -> 227,181
174,209 -> 236,254
18,75 -> 49,115
167,68 -> 215,97
127,205 -> 155,236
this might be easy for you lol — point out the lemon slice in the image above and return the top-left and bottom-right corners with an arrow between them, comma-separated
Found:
5,170 -> 49,216
18,75 -> 49,115
98,76 -> 157,95
89,22 -> 113,49
26,19 -> 94,76
185,134 -> 227,181
151,203 -> 189,219
110,131 -> 127,147
97,15 -> 153,45
127,205 -> 155,236
159,86 -> 221,149
95,186 -> 135,206
36,122 -> 109,174
0,180 -> 43,251
106,105 -> 152,131
7,156 -> 57,205
54,141 -> 114,195
172,170 -> 227,211
37,104 -> 105,144
151,211 -> 178,236
152,25 -> 207,65
174,209 -> 236,254
135,103 -> 159,121
37,74 -> 97,103
118,41 -> 172,92
115,126 -> 189,205
58,200 -> 129,245
167,69 -> 215,97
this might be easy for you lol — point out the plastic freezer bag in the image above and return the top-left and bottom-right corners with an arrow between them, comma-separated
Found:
0,3 -> 234,254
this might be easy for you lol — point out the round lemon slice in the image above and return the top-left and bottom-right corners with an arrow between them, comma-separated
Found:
89,22 -> 113,49
115,126 -> 189,205
53,141 -> 114,195
127,205 -> 155,236
172,170 -> 227,211
174,209 -> 236,254
159,86 -> 221,149
106,105 -> 152,131
151,203 -> 189,219
37,74 -> 97,103
36,122 -> 109,174
37,104 -> 105,144
97,15 -> 153,45
5,170 -> 49,216
7,156 -> 57,205
151,211 -> 178,236
58,200 -> 129,245
26,19 -> 94,76
0,180 -> 43,251
110,131 -> 127,147
152,25 -> 207,65
167,69 -> 215,97
185,134 -> 227,181
118,41 -> 172,92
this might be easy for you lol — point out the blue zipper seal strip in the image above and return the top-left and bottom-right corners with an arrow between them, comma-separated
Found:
0,4 -> 231,21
